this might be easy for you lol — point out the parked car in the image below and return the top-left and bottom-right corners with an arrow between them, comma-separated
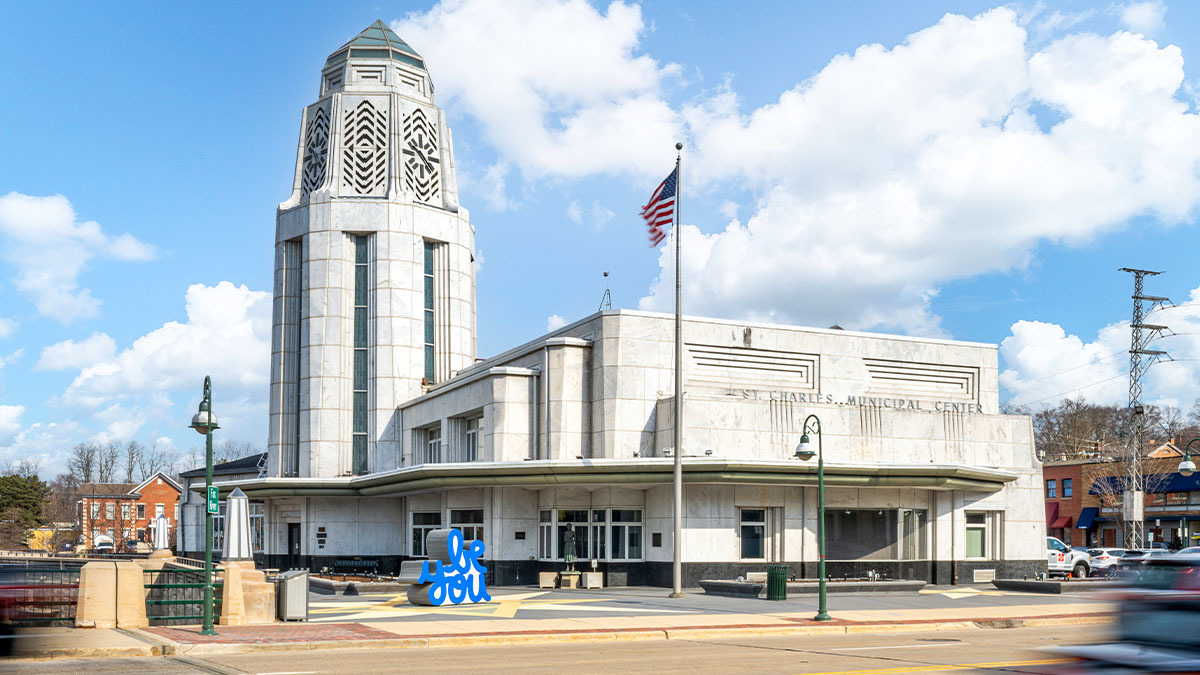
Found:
92,541 -> 114,554
1048,553 -> 1200,671
1085,548 -> 1126,576
123,540 -> 151,554
1047,536 -> 1091,578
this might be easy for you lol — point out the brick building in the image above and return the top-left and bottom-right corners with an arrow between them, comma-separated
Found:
77,472 -> 182,550
1044,442 -> 1200,549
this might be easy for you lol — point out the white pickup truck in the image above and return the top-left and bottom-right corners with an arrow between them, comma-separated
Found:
1047,536 -> 1091,578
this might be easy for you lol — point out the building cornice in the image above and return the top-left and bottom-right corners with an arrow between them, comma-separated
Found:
202,458 -> 1019,499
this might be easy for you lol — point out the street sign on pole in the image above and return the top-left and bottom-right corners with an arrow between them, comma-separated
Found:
207,486 -> 219,514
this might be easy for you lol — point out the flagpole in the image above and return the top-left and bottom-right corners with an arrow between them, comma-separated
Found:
670,141 -> 684,599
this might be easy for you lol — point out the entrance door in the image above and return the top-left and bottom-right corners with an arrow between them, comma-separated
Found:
287,523 -> 301,569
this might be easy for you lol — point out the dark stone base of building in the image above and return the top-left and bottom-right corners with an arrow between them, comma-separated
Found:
226,554 -> 1047,587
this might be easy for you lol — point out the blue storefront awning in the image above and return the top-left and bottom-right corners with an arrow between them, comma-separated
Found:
1076,507 -> 1099,529
1089,472 -> 1200,495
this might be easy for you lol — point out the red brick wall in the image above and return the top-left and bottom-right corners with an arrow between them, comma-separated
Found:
132,477 -> 181,540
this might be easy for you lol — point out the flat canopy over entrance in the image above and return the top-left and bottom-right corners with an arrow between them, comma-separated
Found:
203,458 -> 1019,499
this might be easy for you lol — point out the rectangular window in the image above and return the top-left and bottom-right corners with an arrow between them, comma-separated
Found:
91,503 -> 99,519
424,241 -> 435,383
557,510 -> 589,562
352,235 -> 370,475
283,237 -> 303,477
121,503 -> 130,520
136,528 -> 145,540
105,503 -> 114,520
155,503 -> 164,518
422,426 -> 442,464
966,512 -> 987,558
1168,492 -> 1188,505
250,503 -> 265,553
825,509 -> 898,560
412,512 -> 442,556
212,503 -> 226,552
539,509 -> 553,559
137,503 -> 146,520
590,509 -> 607,559
740,508 -> 766,560
464,417 -> 480,462
900,509 -> 928,560
451,509 -> 484,542
1063,479 -> 1073,498
610,509 -> 643,560
1046,480 -> 1057,498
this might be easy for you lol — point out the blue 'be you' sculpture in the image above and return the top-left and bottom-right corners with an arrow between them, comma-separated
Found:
406,528 -> 490,606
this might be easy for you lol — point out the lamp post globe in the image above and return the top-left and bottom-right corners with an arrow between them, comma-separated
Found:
1182,439 -> 1200,478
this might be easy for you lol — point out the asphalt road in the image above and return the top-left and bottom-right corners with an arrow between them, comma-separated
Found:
3,624 -> 1107,674
307,583 -> 1109,623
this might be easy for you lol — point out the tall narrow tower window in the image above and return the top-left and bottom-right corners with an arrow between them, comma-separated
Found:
423,241 -> 435,383
352,236 -> 370,475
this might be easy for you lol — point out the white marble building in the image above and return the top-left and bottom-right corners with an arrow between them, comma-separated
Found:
210,22 -> 1044,586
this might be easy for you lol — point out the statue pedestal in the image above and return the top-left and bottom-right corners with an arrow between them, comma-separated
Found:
559,571 -> 580,589
538,571 -> 557,589
149,549 -> 173,560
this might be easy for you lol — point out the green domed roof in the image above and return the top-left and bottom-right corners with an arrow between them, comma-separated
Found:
326,20 -> 426,71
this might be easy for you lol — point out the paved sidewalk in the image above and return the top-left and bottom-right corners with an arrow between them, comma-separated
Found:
5,586 -> 1117,660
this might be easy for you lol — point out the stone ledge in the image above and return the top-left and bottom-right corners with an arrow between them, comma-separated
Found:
309,577 -> 410,595
991,579 -> 1124,594
700,579 -> 925,597
697,580 -> 764,597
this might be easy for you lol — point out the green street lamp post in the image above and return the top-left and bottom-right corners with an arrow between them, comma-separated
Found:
189,376 -> 219,636
795,414 -> 832,622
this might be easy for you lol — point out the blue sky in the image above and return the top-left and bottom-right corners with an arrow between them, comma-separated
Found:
3,0 -> 1200,473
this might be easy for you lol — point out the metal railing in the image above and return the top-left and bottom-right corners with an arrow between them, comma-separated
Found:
143,568 -> 222,626
0,567 -> 81,626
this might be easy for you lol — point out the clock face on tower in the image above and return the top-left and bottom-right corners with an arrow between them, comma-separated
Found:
403,107 -> 440,203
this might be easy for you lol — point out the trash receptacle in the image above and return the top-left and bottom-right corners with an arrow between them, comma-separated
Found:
277,570 -> 309,621
766,564 -> 788,601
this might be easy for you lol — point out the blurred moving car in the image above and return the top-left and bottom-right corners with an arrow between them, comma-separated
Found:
1049,554 -> 1200,672
1177,547 -> 1200,556
1086,548 -> 1126,576
1048,536 -> 1091,578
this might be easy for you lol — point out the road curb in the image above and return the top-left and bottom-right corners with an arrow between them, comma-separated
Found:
13,613 -> 1115,659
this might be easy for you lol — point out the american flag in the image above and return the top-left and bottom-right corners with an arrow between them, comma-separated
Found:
641,167 -> 677,247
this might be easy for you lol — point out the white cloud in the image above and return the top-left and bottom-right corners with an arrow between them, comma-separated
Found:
566,200 -> 583,224
0,193 -> 155,323
0,405 -> 23,444
589,201 -> 615,229
36,333 -> 118,371
546,314 -> 567,331
92,403 -> 145,444
1119,1 -> 1166,36
0,319 -> 15,339
1001,285 -> 1200,408
637,9 -> 1200,334
60,279 -> 270,420
394,0 -> 682,180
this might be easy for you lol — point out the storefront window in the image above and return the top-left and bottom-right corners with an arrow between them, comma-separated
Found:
826,509 -> 897,560
412,512 -> 441,556
590,510 -> 607,559
557,510 -> 589,562
539,509 -> 553,558
740,509 -> 766,559
1167,492 -> 1187,506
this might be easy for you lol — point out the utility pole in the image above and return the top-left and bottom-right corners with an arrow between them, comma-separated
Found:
1119,268 -> 1171,549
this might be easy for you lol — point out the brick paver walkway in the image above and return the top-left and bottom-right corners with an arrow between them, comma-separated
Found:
145,622 -> 398,644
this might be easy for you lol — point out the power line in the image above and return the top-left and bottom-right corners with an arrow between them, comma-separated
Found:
1007,370 -> 1130,408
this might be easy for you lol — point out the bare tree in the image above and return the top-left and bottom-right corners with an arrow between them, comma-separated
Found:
9,457 -> 41,480
1020,398 -> 1125,462
96,441 -> 120,483
215,440 -> 260,464
68,442 -> 98,484
137,439 -> 177,481
122,441 -> 143,483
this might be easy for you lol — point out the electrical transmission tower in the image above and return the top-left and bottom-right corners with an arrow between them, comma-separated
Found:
1119,267 -> 1171,549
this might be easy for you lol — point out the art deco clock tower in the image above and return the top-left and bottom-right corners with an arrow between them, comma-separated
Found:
268,21 -> 476,479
